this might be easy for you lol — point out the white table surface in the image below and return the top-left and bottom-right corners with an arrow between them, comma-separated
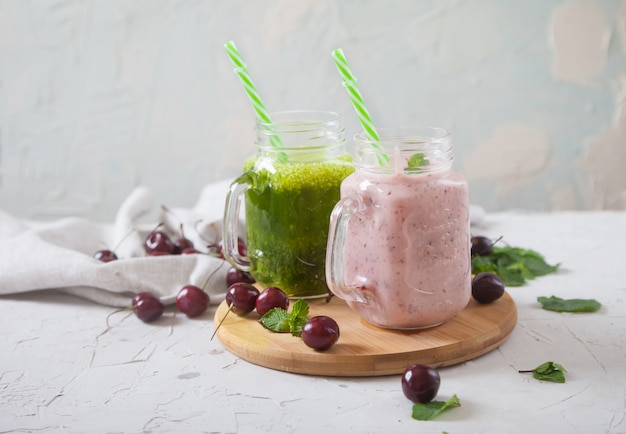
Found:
1,211 -> 625,434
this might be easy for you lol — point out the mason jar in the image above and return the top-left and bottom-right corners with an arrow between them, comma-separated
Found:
326,126 -> 471,328
223,110 -> 354,298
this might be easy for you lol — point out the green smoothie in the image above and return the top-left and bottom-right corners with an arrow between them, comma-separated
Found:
243,154 -> 354,297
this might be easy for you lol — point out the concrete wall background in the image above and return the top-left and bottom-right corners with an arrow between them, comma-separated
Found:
1,0 -> 625,222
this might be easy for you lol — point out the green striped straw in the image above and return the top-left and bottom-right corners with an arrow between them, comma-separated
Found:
331,48 -> 390,166
224,41 -> 283,149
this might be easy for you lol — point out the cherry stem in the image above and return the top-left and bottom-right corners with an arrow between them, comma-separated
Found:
490,235 -> 504,248
161,205 -> 188,238
518,369 -> 534,373
161,204 -> 177,220
194,220 -> 221,247
149,221 -> 164,234
473,234 -> 504,256
200,260 -> 225,291
105,306 -> 131,330
210,304 -> 233,341
111,226 -> 137,252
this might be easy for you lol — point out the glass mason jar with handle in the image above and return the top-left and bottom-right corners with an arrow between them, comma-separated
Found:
223,110 -> 354,298
326,126 -> 471,329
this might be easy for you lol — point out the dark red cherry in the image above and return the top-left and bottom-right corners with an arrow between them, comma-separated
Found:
401,364 -> 441,403
132,292 -> 165,323
472,272 -> 505,304
173,237 -> 194,254
301,316 -> 340,351
176,285 -> 210,318
218,237 -> 247,259
93,228 -> 135,262
225,283 -> 259,315
94,249 -> 118,262
226,267 -> 255,286
172,223 -> 196,254
471,235 -> 494,256
148,249 -> 172,256
145,224 -> 175,255
255,287 -> 289,316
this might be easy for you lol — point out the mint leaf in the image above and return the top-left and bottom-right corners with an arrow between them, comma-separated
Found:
289,316 -> 308,337
288,299 -> 309,336
290,299 -> 309,318
259,308 -> 291,332
259,299 -> 310,336
521,361 -> 567,383
472,245 -> 559,286
411,394 -> 461,421
407,153 -> 428,168
537,296 -> 601,313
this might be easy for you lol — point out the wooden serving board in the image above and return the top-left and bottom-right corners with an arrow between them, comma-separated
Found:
213,292 -> 517,377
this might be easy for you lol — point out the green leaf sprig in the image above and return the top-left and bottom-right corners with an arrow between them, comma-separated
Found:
411,394 -> 461,421
520,361 -> 567,383
259,299 -> 309,337
537,296 -> 601,313
471,245 -> 559,286
406,152 -> 428,173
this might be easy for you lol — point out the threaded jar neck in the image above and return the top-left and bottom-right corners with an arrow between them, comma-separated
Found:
353,126 -> 453,174
255,110 -> 346,162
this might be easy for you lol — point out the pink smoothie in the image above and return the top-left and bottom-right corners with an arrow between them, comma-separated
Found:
334,167 -> 471,329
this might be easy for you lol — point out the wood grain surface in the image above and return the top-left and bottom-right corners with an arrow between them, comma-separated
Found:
214,292 -> 517,377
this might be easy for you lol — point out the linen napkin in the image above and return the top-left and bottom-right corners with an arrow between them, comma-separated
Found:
0,177 -> 486,308
0,179 -> 237,308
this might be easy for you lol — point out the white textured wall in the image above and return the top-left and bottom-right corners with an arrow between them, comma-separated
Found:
1,0 -> 625,221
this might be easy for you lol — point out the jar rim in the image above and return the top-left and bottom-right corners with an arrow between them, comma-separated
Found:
254,110 -> 346,157
354,126 -> 450,146
352,126 -> 453,174
256,110 -> 342,132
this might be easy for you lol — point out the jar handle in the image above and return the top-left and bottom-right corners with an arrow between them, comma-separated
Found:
326,197 -> 370,304
222,173 -> 253,271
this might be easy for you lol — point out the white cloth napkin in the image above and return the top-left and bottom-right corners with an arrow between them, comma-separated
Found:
0,177 -> 487,308
0,179 -> 236,307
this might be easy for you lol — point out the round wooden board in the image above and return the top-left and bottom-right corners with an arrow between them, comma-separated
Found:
214,292 -> 517,377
